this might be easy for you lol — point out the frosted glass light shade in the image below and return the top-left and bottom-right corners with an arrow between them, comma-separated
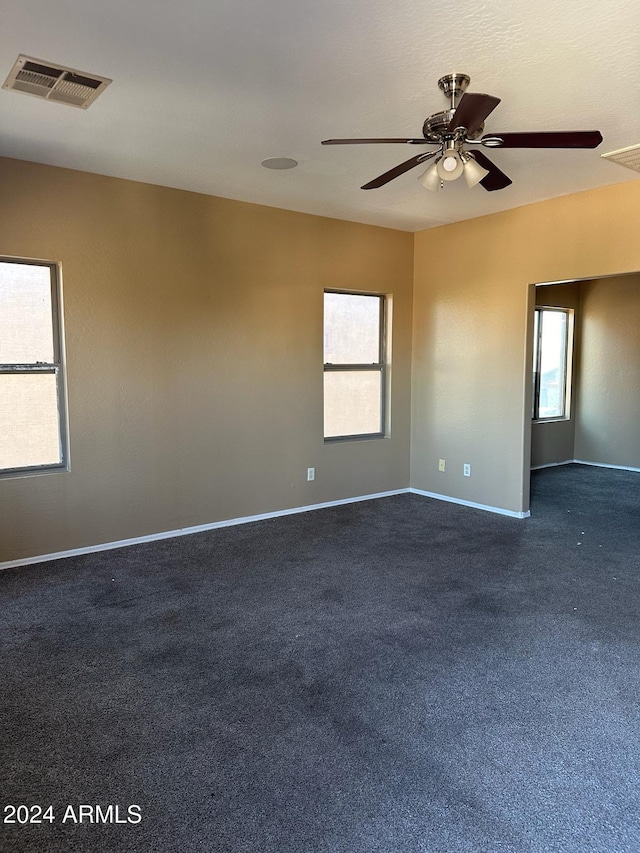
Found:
418,161 -> 441,191
463,155 -> 490,188
436,151 -> 463,181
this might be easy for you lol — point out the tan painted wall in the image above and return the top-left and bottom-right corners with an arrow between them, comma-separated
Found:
0,157 -> 413,562
574,275 -> 640,467
530,282 -> 581,468
412,180 -> 640,514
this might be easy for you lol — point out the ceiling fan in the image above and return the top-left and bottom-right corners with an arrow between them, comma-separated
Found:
322,73 -> 603,192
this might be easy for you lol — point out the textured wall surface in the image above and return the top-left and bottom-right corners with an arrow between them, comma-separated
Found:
0,157 -> 413,563
411,180 -> 640,513
575,275 -> 640,467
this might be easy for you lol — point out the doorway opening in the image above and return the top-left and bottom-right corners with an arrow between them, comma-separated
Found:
523,271 -> 640,513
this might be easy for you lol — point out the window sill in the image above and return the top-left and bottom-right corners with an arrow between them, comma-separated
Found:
0,463 -> 69,480
324,433 -> 387,444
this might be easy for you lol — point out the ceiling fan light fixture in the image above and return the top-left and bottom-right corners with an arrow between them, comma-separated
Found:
462,153 -> 490,188
418,160 -> 442,191
321,73 -> 602,196
436,149 -> 464,181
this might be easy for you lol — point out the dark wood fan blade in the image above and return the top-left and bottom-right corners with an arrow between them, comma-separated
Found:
447,93 -> 501,136
470,150 -> 513,192
322,138 -> 437,145
481,131 -> 603,148
361,152 -> 437,190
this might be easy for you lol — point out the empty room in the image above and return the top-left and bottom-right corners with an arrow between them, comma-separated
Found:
1,0 -> 639,851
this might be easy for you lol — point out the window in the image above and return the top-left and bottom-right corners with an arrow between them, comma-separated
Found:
532,307 -> 573,420
323,290 -> 386,440
0,259 -> 69,476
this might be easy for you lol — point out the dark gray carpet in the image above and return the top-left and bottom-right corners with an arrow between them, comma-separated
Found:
1,464 -> 639,852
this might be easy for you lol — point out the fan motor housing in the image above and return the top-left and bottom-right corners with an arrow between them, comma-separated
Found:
422,109 -> 484,141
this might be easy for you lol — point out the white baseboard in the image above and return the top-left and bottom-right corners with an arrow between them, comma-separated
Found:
6,461 -> 632,571
1,479 -> 555,571
0,489 -> 411,571
409,488 -> 530,519
532,459 -> 640,473
531,460 -> 574,470
572,459 -> 640,473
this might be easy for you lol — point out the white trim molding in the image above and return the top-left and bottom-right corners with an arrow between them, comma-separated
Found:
530,459 -> 574,470
0,489 -> 411,571
532,459 -> 640,473
572,459 -> 640,473
409,488 -> 530,519
1,483 -> 542,572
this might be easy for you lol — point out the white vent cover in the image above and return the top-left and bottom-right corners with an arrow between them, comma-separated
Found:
601,143 -> 640,174
3,55 -> 111,108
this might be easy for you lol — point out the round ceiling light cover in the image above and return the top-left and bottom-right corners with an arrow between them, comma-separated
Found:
261,157 -> 298,170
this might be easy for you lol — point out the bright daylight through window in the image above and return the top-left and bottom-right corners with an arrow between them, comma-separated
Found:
323,290 -> 386,440
0,259 -> 68,476
532,307 -> 572,420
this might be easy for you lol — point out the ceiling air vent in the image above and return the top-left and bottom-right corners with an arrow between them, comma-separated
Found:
601,143 -> 640,174
3,55 -> 111,108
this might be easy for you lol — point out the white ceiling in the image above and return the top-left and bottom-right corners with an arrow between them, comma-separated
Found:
2,0 -> 639,231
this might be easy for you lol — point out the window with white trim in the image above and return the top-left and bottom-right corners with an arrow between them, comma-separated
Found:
532,307 -> 573,421
0,259 -> 69,476
323,290 -> 386,440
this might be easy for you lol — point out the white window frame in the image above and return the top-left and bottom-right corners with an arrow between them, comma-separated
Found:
532,306 -> 574,422
323,289 -> 387,442
0,257 -> 70,477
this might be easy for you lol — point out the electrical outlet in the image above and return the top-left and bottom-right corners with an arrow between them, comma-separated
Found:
438,458 -> 446,472
463,463 -> 471,477
307,467 -> 315,481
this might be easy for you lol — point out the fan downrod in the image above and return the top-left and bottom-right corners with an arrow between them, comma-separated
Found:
423,73 -> 485,141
